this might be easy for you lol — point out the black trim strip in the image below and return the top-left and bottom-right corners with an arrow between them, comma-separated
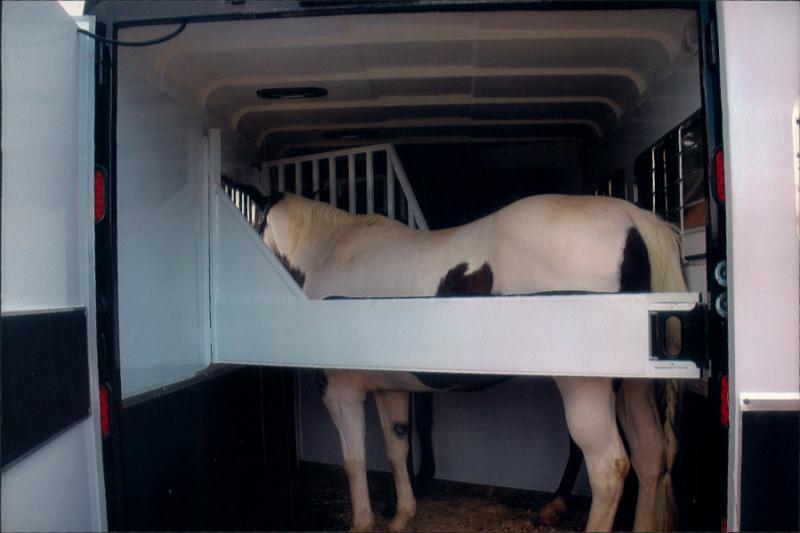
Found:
121,364 -> 240,409
1,308 -> 90,469
106,1 -> 701,31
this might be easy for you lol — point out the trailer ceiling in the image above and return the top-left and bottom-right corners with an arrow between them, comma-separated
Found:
117,8 -> 698,158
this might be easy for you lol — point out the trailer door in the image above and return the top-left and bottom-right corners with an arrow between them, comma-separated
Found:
1,2 -> 105,531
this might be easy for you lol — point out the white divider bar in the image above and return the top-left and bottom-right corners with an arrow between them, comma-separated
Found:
312,159 -> 320,194
214,288 -> 703,379
387,158 -> 395,219
386,145 -> 428,230
366,150 -> 374,214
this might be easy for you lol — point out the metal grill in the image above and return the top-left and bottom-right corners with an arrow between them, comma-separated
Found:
222,176 -> 260,229
261,144 -> 428,230
635,111 -> 707,233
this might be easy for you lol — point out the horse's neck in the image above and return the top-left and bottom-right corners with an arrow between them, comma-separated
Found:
280,197 -> 369,262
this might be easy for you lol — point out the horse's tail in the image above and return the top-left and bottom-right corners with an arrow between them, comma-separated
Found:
621,203 -> 686,294
622,202 -> 685,531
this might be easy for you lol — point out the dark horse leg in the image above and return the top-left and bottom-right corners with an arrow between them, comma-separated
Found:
537,436 -> 584,525
383,392 -> 436,517
412,392 -> 436,494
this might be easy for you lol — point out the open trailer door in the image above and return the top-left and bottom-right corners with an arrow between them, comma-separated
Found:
1,1 -> 106,531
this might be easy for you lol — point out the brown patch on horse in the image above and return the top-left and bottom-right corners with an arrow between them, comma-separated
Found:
436,262 -> 494,296
614,457 -> 631,480
279,254 -> 306,288
619,227 -> 650,292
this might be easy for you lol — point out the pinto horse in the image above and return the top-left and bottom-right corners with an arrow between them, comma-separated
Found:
258,192 -> 685,532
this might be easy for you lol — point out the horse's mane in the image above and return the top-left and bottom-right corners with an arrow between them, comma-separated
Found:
281,193 -> 385,254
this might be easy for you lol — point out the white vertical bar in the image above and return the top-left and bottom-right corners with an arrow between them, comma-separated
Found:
329,158 -> 336,207
312,159 -> 320,196
387,146 -> 428,230
387,152 -> 395,220
366,150 -> 374,214
348,153 -> 356,214
207,129 -> 222,366
677,126 -> 685,233
278,165 -> 285,192
295,161 -> 302,195
717,5 -> 800,529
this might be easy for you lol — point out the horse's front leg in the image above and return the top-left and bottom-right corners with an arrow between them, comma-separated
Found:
374,390 -> 417,531
555,377 -> 629,532
321,372 -> 374,531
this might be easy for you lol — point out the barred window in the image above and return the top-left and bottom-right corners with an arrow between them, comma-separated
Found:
634,110 -> 707,232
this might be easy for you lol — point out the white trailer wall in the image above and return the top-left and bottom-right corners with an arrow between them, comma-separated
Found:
116,56 -> 259,398
716,2 -> 800,529
1,2 -> 105,530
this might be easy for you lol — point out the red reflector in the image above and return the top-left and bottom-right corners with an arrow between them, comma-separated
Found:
99,384 -> 111,437
714,148 -> 725,202
720,373 -> 730,427
95,168 -> 105,222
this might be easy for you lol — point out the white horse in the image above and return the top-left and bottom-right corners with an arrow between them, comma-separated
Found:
259,192 -> 685,532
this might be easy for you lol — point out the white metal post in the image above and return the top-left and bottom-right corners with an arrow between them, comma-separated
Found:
366,150 -> 374,214
717,3 -> 800,529
387,153 -> 395,220
312,159 -> 320,195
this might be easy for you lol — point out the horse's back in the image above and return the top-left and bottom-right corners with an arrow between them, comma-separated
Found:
488,195 -> 639,294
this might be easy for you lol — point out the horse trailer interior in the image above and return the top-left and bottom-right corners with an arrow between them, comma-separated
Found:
2,1 -> 799,532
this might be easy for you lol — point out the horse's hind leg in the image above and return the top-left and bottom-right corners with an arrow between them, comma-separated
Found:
616,379 -> 674,531
321,372 -> 374,531
374,390 -> 417,531
555,377 -> 629,532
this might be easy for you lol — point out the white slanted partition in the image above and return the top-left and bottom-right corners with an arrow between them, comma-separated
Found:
208,135 -> 704,379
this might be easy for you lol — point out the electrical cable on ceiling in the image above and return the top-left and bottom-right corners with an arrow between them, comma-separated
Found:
78,21 -> 187,47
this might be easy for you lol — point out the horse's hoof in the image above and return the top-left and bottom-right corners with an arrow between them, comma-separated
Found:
388,516 -> 413,532
350,514 -> 375,532
537,495 -> 568,526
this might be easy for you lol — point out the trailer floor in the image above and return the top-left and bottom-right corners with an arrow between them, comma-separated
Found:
289,461 -> 590,531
